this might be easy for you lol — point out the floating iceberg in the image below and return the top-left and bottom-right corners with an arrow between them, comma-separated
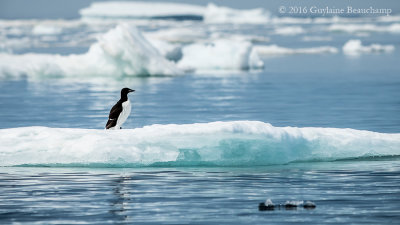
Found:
32,24 -> 63,35
177,39 -> 264,71
343,39 -> 395,55
0,24 -> 182,78
146,39 -> 182,61
80,1 -> 205,20
1,121 -> 399,167
254,45 -> 338,56
204,3 -> 270,24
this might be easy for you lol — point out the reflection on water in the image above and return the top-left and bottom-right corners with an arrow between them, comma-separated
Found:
110,175 -> 131,222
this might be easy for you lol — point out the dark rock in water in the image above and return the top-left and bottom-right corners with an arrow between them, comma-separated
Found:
259,199 -> 275,211
259,202 -> 275,211
303,201 -> 316,209
284,203 -> 298,210
259,199 -> 316,211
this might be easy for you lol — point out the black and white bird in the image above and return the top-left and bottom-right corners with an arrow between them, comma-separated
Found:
106,88 -> 135,130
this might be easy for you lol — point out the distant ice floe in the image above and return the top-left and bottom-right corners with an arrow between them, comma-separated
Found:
343,39 -> 395,55
377,15 -> 400,23
302,36 -> 332,42
210,33 -> 270,43
32,24 -> 63,35
1,121 -> 399,167
271,17 -> 313,24
203,3 -> 270,24
0,24 -> 183,78
0,37 -> 32,53
274,26 -> 305,36
177,39 -> 264,71
328,23 -> 400,33
79,1 -> 205,20
80,1 -> 270,24
254,45 -> 338,56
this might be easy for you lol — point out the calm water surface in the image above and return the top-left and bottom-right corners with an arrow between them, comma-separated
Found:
1,161 -> 400,224
0,52 -> 399,132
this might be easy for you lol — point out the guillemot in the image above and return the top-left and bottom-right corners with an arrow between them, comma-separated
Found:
105,88 -> 135,130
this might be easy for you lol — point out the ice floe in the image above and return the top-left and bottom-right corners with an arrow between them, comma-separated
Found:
1,121 -> 399,167
0,24 -> 183,78
328,23 -> 400,33
342,39 -> 395,55
80,1 -> 205,20
177,39 -> 264,72
254,45 -> 338,56
274,26 -> 305,36
203,3 -> 270,24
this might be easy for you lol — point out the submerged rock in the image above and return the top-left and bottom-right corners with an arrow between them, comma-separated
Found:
303,201 -> 316,209
259,199 -> 316,211
258,199 -> 275,211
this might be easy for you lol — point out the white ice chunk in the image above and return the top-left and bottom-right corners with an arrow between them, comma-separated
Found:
343,39 -> 395,55
80,1 -> 205,19
177,39 -> 264,71
328,23 -> 400,33
32,24 -> 63,35
274,26 -> 305,36
0,24 -> 182,78
203,3 -> 270,24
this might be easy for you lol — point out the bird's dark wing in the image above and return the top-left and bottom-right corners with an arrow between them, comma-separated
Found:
105,101 -> 122,129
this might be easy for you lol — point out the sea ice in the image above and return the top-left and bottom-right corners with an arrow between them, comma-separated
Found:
254,45 -> 338,56
343,39 -> 395,55
0,121 -> 399,167
80,1 -> 205,19
0,24 -> 183,78
204,3 -> 270,24
177,39 -> 264,71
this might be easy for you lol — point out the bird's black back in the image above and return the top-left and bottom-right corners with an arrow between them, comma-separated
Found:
105,100 -> 124,129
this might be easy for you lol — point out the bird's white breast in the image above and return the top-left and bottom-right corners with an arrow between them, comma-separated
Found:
116,100 -> 131,128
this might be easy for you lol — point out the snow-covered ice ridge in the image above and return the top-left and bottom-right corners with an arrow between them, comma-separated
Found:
1,121 -> 399,167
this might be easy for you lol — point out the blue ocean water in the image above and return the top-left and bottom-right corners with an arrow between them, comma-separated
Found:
0,161 -> 400,224
1,2 -> 400,224
0,52 -> 399,132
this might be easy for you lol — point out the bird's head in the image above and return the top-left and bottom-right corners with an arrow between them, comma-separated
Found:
121,87 -> 135,97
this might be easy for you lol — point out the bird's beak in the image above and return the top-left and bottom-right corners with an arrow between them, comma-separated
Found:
129,89 -> 135,93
